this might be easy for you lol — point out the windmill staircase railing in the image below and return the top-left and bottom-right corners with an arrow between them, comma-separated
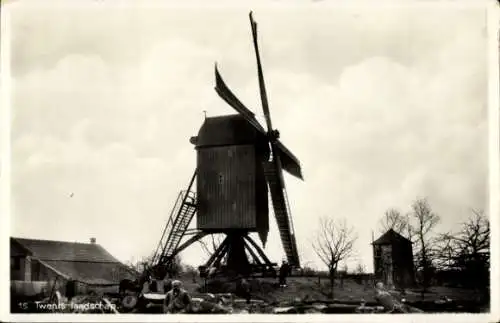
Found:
151,170 -> 198,268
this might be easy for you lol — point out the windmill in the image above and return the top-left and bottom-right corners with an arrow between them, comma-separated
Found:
149,12 -> 303,278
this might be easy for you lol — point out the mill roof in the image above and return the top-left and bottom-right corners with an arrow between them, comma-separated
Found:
194,114 -> 266,147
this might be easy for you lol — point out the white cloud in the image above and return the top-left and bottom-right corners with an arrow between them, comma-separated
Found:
8,4 -> 488,272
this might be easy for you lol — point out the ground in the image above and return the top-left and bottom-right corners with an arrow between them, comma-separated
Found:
178,273 -> 488,313
10,273 -> 488,313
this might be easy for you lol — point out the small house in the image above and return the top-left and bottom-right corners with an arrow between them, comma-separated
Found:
372,229 -> 415,289
10,237 -> 137,297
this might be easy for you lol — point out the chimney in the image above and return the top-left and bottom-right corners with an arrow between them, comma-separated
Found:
90,237 -> 96,244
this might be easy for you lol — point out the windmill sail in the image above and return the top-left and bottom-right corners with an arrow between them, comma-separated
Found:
249,12 -> 303,180
263,161 -> 300,267
212,12 -> 303,267
214,65 -> 266,134
249,11 -> 272,132
215,65 -> 303,179
249,12 -> 300,267
275,140 -> 303,180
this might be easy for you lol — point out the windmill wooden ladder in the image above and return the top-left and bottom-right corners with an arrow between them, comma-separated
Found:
151,170 -> 198,268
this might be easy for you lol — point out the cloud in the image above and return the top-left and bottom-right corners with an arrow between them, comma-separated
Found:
8,4 -> 488,271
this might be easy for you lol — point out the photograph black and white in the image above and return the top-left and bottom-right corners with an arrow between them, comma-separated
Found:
1,0 -> 497,321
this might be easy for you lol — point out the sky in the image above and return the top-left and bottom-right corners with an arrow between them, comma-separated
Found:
4,1 -> 490,273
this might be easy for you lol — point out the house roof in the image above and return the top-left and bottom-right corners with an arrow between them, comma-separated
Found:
39,260 -> 136,285
11,237 -> 120,263
11,237 -> 138,285
372,229 -> 412,245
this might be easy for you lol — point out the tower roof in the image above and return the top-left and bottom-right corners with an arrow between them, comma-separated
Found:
372,229 -> 412,245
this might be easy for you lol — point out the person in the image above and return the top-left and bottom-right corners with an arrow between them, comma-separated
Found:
239,278 -> 251,304
149,279 -> 158,293
278,260 -> 290,287
65,279 -> 76,302
141,276 -> 151,295
163,278 -> 172,294
163,280 -> 192,314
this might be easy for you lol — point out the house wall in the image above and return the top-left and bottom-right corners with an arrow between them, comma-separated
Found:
373,245 -> 392,285
374,243 -> 413,288
11,259 -> 65,297
11,254 -> 51,283
24,257 -> 32,281
11,257 -> 24,281
29,260 -> 118,296
10,241 -> 28,281
391,241 -> 415,288
12,256 -> 115,296
373,245 -> 382,281
10,256 -> 32,281
381,245 -> 394,286
31,259 -> 60,282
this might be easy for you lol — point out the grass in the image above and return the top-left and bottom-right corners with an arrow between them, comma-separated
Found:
11,272 -> 488,313
178,273 -> 488,311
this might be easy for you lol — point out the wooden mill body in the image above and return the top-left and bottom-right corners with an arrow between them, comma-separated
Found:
372,229 -> 415,289
190,114 -> 270,243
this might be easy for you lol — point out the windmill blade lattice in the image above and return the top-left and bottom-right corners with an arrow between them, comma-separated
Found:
249,12 -> 301,267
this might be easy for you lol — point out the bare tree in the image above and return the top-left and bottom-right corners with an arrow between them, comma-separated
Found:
378,208 -> 411,237
125,257 -> 139,273
130,255 -> 154,275
437,209 -> 490,294
138,253 -> 183,279
198,234 -> 224,257
449,209 -> 490,259
409,198 -> 440,293
312,217 -> 358,297
434,233 -> 457,271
